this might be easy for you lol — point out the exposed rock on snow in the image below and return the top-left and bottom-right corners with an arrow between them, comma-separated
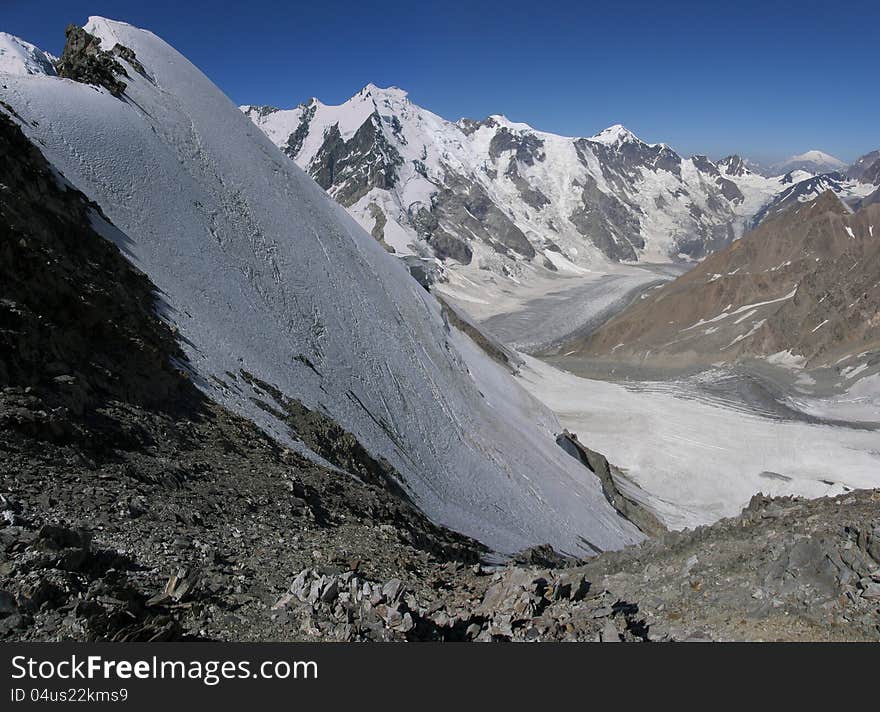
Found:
55,24 -> 130,97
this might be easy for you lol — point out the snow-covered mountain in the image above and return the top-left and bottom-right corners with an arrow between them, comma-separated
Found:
0,18 -> 648,556
772,150 -> 846,176
751,171 -> 876,226
0,32 -> 57,75
243,89 -> 879,280
242,88 -> 800,274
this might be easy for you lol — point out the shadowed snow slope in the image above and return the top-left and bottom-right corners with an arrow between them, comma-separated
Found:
0,17 -> 642,555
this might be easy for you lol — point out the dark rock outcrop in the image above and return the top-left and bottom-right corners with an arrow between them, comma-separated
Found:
55,25 -> 129,97
309,114 -> 403,207
556,431 -> 666,537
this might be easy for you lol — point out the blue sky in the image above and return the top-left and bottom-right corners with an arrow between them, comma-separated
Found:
4,0 -> 878,163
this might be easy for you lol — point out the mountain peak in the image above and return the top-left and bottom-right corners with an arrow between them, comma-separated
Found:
718,154 -> 751,177
359,83 -> 408,101
773,150 -> 845,175
807,189 -> 849,215
789,149 -> 844,165
590,124 -> 641,146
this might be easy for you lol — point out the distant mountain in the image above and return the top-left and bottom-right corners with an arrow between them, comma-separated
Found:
751,171 -> 875,226
772,150 -> 846,175
242,88 -> 794,274
573,191 -> 880,370
846,149 -> 880,181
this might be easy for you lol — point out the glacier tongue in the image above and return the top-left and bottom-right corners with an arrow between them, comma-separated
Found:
0,17 -> 643,555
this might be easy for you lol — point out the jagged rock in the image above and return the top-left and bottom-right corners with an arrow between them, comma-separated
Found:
860,583 -> 880,599
382,578 -> 403,603
55,25 -> 128,97
600,619 -> 621,642
556,431 -> 667,538
0,614 -> 29,635
146,568 -> 198,607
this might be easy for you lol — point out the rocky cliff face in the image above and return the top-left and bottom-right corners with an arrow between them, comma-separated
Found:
54,25 -> 134,97
847,149 -> 880,181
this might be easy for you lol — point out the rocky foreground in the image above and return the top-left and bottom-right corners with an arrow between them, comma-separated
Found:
3,466 -> 879,641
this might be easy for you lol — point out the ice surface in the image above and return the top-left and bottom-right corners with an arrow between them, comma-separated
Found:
517,356 -> 880,530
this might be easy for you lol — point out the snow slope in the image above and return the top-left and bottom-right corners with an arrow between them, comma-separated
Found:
0,32 -> 56,76
0,18 -> 644,555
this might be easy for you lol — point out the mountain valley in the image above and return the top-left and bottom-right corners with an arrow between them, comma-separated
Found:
1,17 -> 879,643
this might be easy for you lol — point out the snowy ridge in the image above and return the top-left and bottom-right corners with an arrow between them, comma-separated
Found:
243,91 -> 760,271
0,18 -> 644,555
752,172 -> 876,226
0,32 -> 56,76
243,87 -> 851,278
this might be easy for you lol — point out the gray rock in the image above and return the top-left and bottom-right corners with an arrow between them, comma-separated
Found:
382,578 -> 403,603
600,619 -> 620,642
0,590 -> 18,617
859,583 -> 880,600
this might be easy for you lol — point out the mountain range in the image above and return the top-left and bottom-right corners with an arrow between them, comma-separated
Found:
242,88 -> 878,281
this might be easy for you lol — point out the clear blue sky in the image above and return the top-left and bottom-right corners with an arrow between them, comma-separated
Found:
4,0 -> 878,163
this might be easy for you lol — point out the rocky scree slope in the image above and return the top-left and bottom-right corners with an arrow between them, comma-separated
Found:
574,191 -> 880,370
